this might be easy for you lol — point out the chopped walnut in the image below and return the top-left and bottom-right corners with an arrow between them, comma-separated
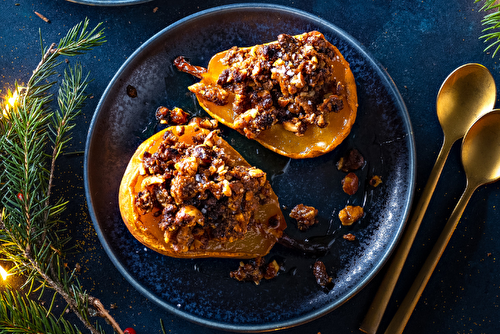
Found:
339,205 -> 364,226
342,172 -> 359,195
230,257 -> 280,284
282,118 -> 307,137
265,259 -> 280,279
313,260 -> 333,290
189,82 -> 230,106
289,204 -> 318,231
188,117 -> 219,130
369,175 -> 382,187
126,85 -> 137,98
337,149 -> 365,172
135,189 -> 155,213
343,233 -> 356,241
317,94 -> 344,114
155,106 -> 190,125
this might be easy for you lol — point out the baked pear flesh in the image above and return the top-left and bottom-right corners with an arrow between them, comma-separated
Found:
119,121 -> 286,259
175,31 -> 358,159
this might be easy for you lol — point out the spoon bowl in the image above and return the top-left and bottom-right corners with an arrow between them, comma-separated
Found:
437,64 -> 497,142
462,110 -> 500,187
385,109 -> 500,334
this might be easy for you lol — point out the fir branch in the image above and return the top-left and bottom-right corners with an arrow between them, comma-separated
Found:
22,250 -> 106,334
0,290 -> 83,334
45,64 -> 89,222
476,0 -> 500,58
24,18 -> 105,110
0,19 -> 122,334
56,19 -> 106,56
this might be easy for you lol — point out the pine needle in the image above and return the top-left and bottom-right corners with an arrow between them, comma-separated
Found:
476,0 -> 500,58
0,290 -> 83,334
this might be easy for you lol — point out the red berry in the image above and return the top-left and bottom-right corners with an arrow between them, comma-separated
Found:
17,192 -> 24,201
123,328 -> 136,334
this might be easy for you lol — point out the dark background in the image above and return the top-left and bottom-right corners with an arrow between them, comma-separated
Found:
1,0 -> 499,333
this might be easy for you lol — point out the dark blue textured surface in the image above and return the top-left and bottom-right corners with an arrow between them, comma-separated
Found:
2,0 -> 500,333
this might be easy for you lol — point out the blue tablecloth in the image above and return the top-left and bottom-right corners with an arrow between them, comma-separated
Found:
1,0 -> 499,333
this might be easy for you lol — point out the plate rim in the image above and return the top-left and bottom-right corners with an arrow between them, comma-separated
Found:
66,0 -> 152,6
84,3 -> 416,332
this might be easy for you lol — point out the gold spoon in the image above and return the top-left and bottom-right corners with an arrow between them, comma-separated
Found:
359,63 -> 496,334
384,109 -> 500,333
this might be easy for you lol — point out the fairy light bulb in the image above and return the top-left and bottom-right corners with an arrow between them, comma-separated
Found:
0,265 -> 8,281
7,91 -> 18,108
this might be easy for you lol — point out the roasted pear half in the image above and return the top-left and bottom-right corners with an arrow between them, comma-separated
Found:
119,121 -> 286,259
175,31 -> 358,159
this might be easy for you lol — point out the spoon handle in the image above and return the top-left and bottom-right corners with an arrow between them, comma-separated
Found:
360,137 -> 454,334
383,182 -> 476,334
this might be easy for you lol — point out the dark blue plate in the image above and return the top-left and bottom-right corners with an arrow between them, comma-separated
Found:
66,0 -> 151,6
84,4 -> 415,332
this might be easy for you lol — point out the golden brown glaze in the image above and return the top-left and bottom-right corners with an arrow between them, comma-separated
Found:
177,31 -> 358,159
119,123 -> 286,259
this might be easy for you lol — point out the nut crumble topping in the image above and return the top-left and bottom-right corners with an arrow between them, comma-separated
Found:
189,31 -> 347,139
134,125 -> 275,253
289,204 -> 318,231
230,256 -> 280,284
339,205 -> 364,226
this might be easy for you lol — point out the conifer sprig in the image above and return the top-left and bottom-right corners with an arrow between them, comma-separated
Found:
0,290 -> 84,334
476,0 -> 500,58
0,18 -> 119,334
